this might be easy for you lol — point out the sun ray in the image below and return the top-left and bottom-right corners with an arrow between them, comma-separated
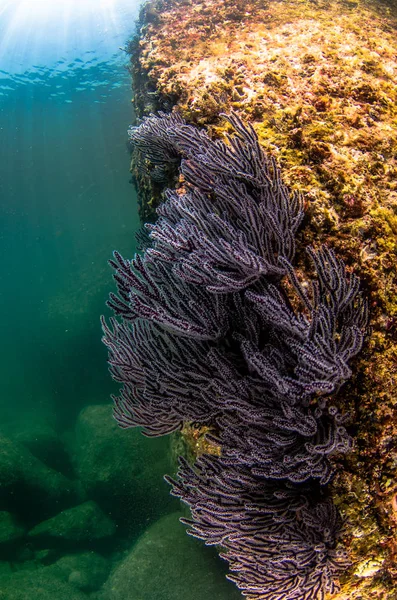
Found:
0,0 -> 138,75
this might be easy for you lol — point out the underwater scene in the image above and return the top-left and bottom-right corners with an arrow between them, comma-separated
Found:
0,0 -> 396,599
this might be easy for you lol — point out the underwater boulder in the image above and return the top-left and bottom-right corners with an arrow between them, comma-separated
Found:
0,568 -> 89,600
28,500 -> 116,550
12,420 -> 72,476
0,409 -> 71,475
34,547 -> 60,565
73,404 -> 177,533
45,550 -> 110,592
0,434 -> 83,521
101,512 -> 243,600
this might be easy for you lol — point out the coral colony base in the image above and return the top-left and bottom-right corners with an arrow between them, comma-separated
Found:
101,113 -> 368,600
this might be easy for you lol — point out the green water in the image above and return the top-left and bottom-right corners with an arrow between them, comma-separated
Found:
0,4 -> 243,599
0,79 -> 137,427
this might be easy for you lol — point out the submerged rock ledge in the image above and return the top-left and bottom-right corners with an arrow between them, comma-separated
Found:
126,1 -> 397,598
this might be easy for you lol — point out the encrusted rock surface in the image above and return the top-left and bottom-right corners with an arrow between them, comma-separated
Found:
126,1 -> 397,598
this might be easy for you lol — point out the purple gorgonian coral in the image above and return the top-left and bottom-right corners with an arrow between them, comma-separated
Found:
102,112 -> 368,600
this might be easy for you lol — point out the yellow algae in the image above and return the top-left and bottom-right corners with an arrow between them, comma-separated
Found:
176,424 -> 221,464
354,558 -> 384,579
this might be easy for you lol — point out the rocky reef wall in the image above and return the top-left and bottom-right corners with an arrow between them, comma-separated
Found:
126,1 -> 397,597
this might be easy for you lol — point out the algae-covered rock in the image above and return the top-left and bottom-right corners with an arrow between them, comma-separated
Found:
46,550 -> 110,592
0,569 -> 88,600
28,500 -> 116,549
0,434 -> 82,520
101,511 -> 243,600
73,404 -> 177,533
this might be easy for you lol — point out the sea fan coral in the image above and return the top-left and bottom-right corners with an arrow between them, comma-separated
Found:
102,112 -> 367,599
166,456 -> 350,600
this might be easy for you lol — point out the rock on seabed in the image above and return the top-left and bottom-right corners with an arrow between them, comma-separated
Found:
73,404 -> 177,533
0,434 -> 82,520
101,512 -> 244,600
0,569 -> 89,600
28,500 -> 116,549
